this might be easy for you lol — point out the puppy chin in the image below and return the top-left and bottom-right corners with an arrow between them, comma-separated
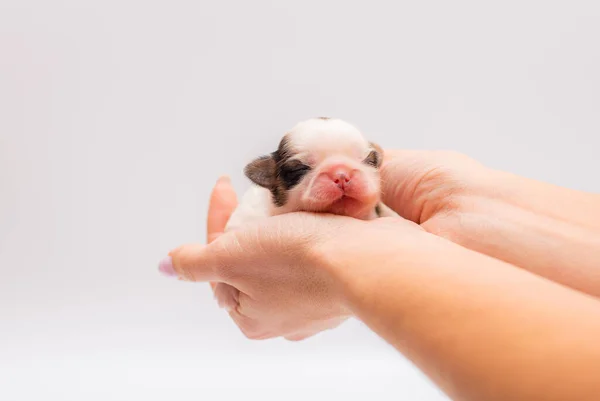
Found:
302,181 -> 380,219
327,197 -> 377,219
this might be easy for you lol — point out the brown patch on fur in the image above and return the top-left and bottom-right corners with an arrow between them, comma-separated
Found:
243,134 -> 309,207
273,133 -> 292,164
317,116 -> 331,120
271,185 -> 288,207
245,130 -> 381,208
375,203 -> 382,217
244,156 -> 276,188
364,141 -> 384,168
271,134 -> 311,205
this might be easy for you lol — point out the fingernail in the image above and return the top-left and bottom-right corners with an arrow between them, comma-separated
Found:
217,175 -> 231,184
158,256 -> 178,278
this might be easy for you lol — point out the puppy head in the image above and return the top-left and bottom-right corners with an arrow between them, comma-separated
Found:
244,117 -> 383,219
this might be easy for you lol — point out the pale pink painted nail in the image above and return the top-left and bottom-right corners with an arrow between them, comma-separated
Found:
216,175 -> 231,185
158,256 -> 177,278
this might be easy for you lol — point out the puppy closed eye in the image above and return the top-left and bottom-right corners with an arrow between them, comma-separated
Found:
279,162 -> 311,189
363,151 -> 380,168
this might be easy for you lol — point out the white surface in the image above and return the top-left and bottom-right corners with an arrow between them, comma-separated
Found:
1,1 -> 599,400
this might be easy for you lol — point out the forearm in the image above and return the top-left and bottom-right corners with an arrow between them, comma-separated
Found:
382,150 -> 600,296
444,169 -> 600,297
324,230 -> 600,401
486,169 -> 600,232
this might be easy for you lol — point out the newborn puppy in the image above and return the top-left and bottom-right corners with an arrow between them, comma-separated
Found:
215,117 -> 395,310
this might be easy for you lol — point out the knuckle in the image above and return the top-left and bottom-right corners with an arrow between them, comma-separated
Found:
232,314 -> 274,341
284,335 -> 307,342
175,252 -> 196,282
237,320 -> 263,340
240,328 -> 264,340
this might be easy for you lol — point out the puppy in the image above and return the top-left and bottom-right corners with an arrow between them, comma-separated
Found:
215,117 -> 396,310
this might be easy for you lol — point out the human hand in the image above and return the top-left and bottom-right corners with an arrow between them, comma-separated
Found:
379,150 -> 486,237
380,150 -> 600,297
205,176 -> 347,336
160,177 -> 425,340
156,160 -> 600,401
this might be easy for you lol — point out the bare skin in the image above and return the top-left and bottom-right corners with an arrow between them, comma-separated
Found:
381,150 -> 600,297
160,150 -> 600,401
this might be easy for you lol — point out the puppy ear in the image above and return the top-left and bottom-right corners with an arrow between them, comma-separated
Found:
244,155 -> 276,188
366,141 -> 384,168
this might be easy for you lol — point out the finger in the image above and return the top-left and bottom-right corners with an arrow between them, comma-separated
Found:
207,176 -> 238,289
380,149 -> 482,223
168,230 -> 252,283
207,175 -> 238,244
380,149 -> 440,222
284,332 -> 315,342
213,282 -> 240,310
166,243 -> 219,282
228,307 -> 272,340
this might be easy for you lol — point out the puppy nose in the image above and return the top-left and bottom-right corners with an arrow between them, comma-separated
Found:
328,168 -> 352,189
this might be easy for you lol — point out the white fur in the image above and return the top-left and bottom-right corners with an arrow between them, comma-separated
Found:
215,118 -> 395,311
225,117 -> 380,230
286,118 -> 371,163
225,185 -> 271,232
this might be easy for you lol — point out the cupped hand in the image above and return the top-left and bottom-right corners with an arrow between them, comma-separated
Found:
380,150 -> 487,235
161,177 -> 425,341
160,149 -> 600,344
159,151 -> 484,341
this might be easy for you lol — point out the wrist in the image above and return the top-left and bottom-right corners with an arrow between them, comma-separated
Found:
467,167 -> 600,232
310,220 -> 435,315
442,175 -> 600,297
307,238 -> 356,317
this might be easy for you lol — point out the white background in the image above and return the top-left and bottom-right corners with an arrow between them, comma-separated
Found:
1,1 -> 599,400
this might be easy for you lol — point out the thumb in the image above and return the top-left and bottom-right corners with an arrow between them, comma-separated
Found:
158,243 -> 221,282
160,230 -> 256,283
